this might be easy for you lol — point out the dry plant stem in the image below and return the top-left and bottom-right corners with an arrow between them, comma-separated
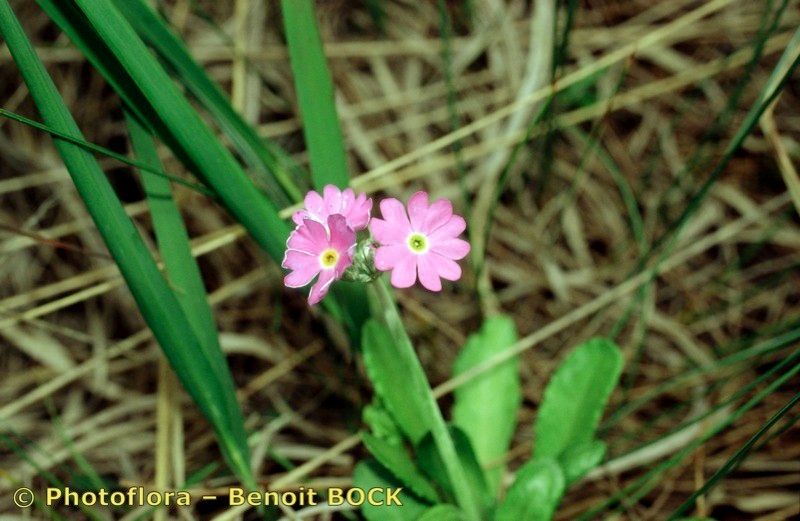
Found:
154,356 -> 175,521
470,0 -> 554,316
759,96 -> 800,215
352,0 -> 739,190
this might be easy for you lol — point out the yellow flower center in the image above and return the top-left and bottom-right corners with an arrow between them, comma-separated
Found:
319,248 -> 339,269
407,233 -> 429,254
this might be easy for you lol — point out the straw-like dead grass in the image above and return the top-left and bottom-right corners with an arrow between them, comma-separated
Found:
1,0 -> 799,519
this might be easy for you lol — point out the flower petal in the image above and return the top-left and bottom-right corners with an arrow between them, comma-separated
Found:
374,244 -> 409,271
327,214 -> 356,253
303,190 -> 326,221
304,218 -> 329,244
378,198 -> 410,233
431,238 -> 470,260
323,185 -> 343,216
283,252 -> 319,288
429,215 -> 466,241
348,193 -> 373,231
287,223 -> 323,254
308,269 -> 336,305
422,198 -> 453,234
417,254 -> 442,291
407,191 -> 429,231
370,217 -> 407,244
390,254 -> 417,288
334,251 -> 353,278
432,253 -> 462,281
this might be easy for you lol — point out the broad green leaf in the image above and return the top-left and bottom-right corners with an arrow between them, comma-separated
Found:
558,440 -> 606,485
494,458 -> 565,521
280,0 -> 350,188
361,432 -> 440,503
363,401 -> 404,447
453,315 -> 520,497
417,504 -> 464,521
415,426 -> 491,513
534,338 -> 623,459
0,0 -> 254,488
362,319 -> 433,444
353,460 -> 428,521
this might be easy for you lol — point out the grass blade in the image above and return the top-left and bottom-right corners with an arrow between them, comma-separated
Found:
50,0 -> 291,263
280,0 -> 350,188
125,111 -> 251,469
111,0 -> 305,204
0,0 -> 255,489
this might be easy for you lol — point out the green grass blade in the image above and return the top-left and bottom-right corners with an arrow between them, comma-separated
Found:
49,0 -> 292,263
126,111 -> 251,466
0,0 -> 255,488
281,0 -> 350,188
0,106 -> 211,195
667,390 -> 800,519
110,0 -> 305,204
39,0 -> 363,337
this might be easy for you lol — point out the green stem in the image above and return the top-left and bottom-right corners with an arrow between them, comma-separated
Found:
368,279 -> 482,521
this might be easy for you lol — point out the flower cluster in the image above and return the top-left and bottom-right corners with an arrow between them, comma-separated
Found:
282,185 -> 470,305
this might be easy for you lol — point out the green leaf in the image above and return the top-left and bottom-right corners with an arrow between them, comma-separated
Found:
558,440 -> 606,485
0,0 -> 254,489
362,319 -> 434,445
364,282 -> 483,521
417,504 -> 464,521
534,338 -> 623,459
363,401 -> 404,447
494,458 -> 565,521
41,0 -> 368,336
48,0 -> 291,263
280,0 -> 350,188
361,432 -> 440,503
415,426 -> 491,513
110,0 -> 305,204
453,315 -> 520,497
353,460 -> 428,521
126,112 -> 250,460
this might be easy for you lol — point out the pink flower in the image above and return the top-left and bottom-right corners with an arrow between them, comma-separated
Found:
282,214 -> 356,305
292,185 -> 372,231
370,191 -> 470,291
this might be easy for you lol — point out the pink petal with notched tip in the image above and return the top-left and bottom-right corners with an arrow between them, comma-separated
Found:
349,193 -> 373,230
323,185 -> 343,215
431,238 -> 470,260
389,254 -> 417,288
286,219 -> 327,255
374,244 -> 408,271
282,251 -> 319,288
417,254 -> 442,291
308,269 -> 336,305
422,199 -> 453,234
370,218 -> 407,244
407,191 -> 429,231
432,254 -> 462,281
430,215 -> 466,242
377,198 -> 410,235
327,214 -> 356,253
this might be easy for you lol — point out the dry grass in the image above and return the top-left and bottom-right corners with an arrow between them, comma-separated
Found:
1,0 -> 799,519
